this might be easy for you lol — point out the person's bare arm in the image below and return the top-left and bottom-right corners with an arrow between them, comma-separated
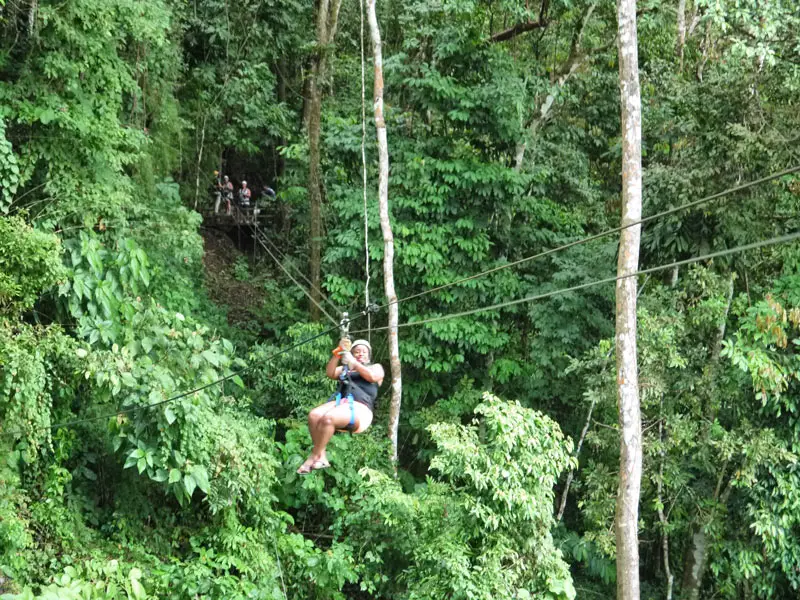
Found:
326,355 -> 343,380
348,360 -> 384,385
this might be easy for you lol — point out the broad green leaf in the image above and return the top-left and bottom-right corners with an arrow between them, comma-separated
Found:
183,473 -> 197,497
191,465 -> 210,494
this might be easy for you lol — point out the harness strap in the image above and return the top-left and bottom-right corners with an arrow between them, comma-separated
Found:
334,366 -> 357,432
334,392 -> 357,431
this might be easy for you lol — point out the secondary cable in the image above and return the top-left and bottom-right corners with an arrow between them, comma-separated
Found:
379,164 -> 800,310
1,322 -> 349,439
352,230 -> 800,333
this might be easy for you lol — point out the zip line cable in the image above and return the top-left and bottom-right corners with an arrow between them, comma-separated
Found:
253,222 -> 343,316
257,234 -> 338,325
378,164 -> 800,311
351,231 -> 800,334
253,227 -> 341,323
216,214 -> 338,314
232,206 -> 339,325
0,322 -> 351,439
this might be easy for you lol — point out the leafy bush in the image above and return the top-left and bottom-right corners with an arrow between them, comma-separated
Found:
0,217 -> 64,316
343,393 -> 577,600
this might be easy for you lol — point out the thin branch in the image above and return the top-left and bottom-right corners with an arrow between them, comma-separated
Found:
556,396 -> 597,521
489,19 -> 548,43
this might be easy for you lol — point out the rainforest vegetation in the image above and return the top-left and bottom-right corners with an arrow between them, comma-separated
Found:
1,0 -> 799,598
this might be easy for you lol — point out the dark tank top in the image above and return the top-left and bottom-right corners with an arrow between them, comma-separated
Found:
340,369 -> 379,412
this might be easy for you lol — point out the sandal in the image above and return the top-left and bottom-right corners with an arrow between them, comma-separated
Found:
312,460 -> 331,470
296,461 -> 314,475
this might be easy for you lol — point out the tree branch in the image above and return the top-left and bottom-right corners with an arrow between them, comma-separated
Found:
489,19 -> 548,43
556,396 -> 597,521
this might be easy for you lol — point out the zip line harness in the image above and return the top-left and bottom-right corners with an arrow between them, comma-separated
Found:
332,312 -> 357,432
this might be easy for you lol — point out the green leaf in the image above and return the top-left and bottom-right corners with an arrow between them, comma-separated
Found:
164,406 -> 177,424
137,457 -> 147,474
183,473 -> 197,497
38,108 -> 57,124
201,349 -> 220,366
168,468 -> 181,484
129,567 -> 145,599
124,452 -> 138,469
191,465 -> 210,494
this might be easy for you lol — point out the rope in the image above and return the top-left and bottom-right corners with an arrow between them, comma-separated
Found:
351,230 -> 800,333
0,324 -> 344,439
360,0 -> 371,342
378,164 -> 800,311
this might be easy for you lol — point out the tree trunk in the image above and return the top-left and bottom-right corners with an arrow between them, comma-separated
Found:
28,0 -> 38,37
614,0 -> 644,596
193,114 -> 207,211
306,0 -> 342,321
514,2 -> 598,171
276,58 -> 287,182
367,0 -> 402,463
656,396 -> 674,600
680,273 -> 735,600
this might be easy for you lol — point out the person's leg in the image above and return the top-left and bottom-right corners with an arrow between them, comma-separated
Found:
308,401 -> 337,443
311,403 -> 373,467
351,403 -> 373,433
310,405 -> 361,462
298,401 -> 337,473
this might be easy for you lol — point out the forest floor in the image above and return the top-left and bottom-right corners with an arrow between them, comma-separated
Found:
201,226 -> 263,326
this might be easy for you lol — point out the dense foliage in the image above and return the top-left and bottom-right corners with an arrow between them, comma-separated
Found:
1,0 -> 799,598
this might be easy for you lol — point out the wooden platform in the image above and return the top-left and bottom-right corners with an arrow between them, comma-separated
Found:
200,206 -> 267,228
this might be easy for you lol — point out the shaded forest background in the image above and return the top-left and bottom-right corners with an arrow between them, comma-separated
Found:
1,0 -> 800,598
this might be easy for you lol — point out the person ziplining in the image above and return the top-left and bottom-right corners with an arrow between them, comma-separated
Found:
296,336 -> 384,474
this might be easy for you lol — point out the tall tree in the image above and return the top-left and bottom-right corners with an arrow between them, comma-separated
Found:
367,0 -> 402,462
307,0 -> 342,320
613,0 -> 644,596
680,275 -> 735,600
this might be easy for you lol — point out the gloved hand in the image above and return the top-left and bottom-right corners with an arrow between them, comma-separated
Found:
340,351 -> 357,367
